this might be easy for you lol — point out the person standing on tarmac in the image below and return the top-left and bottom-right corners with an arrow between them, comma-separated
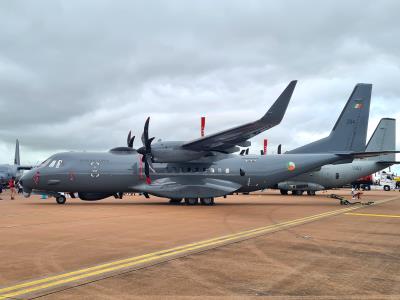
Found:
9,177 -> 16,200
0,180 -> 3,200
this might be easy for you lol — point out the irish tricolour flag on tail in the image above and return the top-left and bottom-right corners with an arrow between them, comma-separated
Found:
354,101 -> 363,109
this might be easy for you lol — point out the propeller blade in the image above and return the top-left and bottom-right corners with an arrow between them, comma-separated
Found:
144,158 -> 150,177
148,137 -> 155,147
139,117 -> 155,184
144,161 -> 151,184
277,144 -> 282,154
127,131 -> 132,147
128,136 -> 135,148
141,117 -> 150,146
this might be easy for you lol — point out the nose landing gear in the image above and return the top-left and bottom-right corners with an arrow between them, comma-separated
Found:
169,198 -> 183,204
56,195 -> 66,204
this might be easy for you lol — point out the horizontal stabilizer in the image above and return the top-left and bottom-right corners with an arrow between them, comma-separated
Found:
337,150 -> 400,159
377,161 -> 400,165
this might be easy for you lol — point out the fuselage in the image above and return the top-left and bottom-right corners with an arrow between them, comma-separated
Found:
21,150 -> 344,199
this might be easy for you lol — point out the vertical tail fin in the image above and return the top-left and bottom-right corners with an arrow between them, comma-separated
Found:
288,83 -> 372,153
365,118 -> 396,162
14,139 -> 20,165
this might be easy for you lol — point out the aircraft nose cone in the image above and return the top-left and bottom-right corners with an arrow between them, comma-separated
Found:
20,170 -> 35,192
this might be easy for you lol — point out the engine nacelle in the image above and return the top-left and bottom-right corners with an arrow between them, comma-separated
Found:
151,141 -> 206,163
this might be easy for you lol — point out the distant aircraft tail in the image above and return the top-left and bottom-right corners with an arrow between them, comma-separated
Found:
365,118 -> 396,162
288,83 -> 372,154
14,139 -> 20,165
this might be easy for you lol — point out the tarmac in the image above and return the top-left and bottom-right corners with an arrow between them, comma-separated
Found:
0,189 -> 399,299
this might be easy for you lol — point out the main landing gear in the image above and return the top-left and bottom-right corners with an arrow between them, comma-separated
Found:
199,197 -> 214,206
292,190 -> 304,196
169,198 -> 183,204
169,197 -> 215,206
185,198 -> 198,205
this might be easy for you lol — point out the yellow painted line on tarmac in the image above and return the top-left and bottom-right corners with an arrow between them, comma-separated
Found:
0,197 -> 396,299
345,212 -> 400,218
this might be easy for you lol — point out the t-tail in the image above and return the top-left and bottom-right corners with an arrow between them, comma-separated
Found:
287,83 -> 372,154
365,118 -> 397,163
14,139 -> 20,165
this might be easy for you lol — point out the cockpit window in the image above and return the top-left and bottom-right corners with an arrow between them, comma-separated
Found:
39,159 -> 51,167
55,160 -> 63,168
48,160 -> 57,168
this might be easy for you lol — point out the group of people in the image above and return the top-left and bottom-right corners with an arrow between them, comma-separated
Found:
0,177 -> 16,200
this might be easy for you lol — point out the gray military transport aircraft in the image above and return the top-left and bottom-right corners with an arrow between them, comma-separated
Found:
0,140 -> 31,186
277,118 -> 398,195
20,81 -> 395,205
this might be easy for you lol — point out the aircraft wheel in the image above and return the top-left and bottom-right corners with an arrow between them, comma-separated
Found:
280,189 -> 288,195
56,195 -> 66,205
307,190 -> 316,196
384,185 -> 390,191
292,190 -> 303,196
200,197 -> 214,206
185,198 -> 198,205
169,198 -> 183,204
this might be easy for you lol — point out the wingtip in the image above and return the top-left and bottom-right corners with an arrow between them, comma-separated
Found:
286,80 -> 297,93
355,83 -> 372,87
259,80 -> 297,126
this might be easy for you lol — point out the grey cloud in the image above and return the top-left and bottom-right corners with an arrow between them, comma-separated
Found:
0,0 -> 399,170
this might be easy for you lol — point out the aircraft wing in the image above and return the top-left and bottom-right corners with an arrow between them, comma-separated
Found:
181,80 -> 297,152
17,165 -> 33,170
133,177 -> 242,198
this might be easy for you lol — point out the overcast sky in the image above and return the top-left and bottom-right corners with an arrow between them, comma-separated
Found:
0,0 -> 399,172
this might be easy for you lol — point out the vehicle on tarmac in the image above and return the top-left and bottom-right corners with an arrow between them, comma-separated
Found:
370,171 -> 397,191
20,82 -> 393,205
